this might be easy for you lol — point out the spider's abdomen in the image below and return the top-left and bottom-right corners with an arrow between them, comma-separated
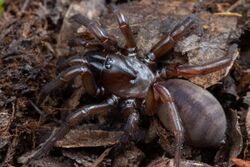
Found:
162,79 -> 226,147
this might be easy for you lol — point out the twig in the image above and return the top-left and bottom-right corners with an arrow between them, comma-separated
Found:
0,103 -> 18,166
29,100 -> 48,124
21,0 -> 30,13
90,147 -> 113,167
214,0 -> 245,17
0,130 -> 19,167
227,0 -> 245,12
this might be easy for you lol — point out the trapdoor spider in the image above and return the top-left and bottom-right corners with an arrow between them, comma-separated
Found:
20,6 -> 237,167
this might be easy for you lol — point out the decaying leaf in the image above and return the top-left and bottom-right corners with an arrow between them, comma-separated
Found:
112,144 -> 144,167
245,98 -> 250,140
0,111 -> 11,149
57,0 -> 106,57
55,128 -> 123,148
1,135 -> 19,166
244,96 -> 250,160
228,109 -> 244,166
0,103 -> 15,152
147,157 -> 213,167
62,148 -> 112,167
238,69 -> 250,92
28,156 -> 72,167
231,158 -> 250,167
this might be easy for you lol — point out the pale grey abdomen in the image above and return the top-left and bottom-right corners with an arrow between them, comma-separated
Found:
164,79 -> 226,147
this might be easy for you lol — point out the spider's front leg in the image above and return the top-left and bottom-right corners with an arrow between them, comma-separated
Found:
68,37 -> 104,50
110,5 -> 137,55
18,96 -> 119,164
37,65 -> 97,105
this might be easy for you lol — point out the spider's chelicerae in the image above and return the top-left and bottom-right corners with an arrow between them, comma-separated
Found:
20,6 -> 237,167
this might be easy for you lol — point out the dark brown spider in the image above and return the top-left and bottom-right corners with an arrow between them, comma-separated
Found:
19,6 -> 237,167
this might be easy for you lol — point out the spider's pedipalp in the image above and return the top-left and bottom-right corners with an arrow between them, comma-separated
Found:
37,65 -> 97,105
58,55 -> 88,71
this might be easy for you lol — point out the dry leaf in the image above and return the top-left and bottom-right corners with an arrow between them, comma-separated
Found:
232,158 -> 250,167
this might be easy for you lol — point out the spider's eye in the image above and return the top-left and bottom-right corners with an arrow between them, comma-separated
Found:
105,57 -> 113,69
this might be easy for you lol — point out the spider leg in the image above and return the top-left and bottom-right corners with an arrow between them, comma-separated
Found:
160,44 -> 238,78
58,51 -> 105,72
119,99 -> 140,144
144,86 -> 156,116
68,37 -> 104,49
110,5 -> 137,55
153,83 -> 184,167
37,65 -> 97,105
70,14 -> 117,47
58,55 -> 88,71
18,96 -> 119,164
145,15 -> 196,63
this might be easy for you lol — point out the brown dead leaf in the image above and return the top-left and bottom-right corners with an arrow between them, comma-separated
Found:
232,158 -> 250,167
28,156 -> 72,167
56,0 -> 106,58
55,128 -> 123,148
228,109 -> 244,166
147,157 -> 213,167
62,148 -> 112,167
239,69 -> 250,91
112,144 -> 144,167
245,101 -> 250,141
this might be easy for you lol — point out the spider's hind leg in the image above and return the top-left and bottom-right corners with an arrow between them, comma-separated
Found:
161,44 -> 238,78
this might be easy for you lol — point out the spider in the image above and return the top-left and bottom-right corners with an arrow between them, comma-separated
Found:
20,6 -> 236,167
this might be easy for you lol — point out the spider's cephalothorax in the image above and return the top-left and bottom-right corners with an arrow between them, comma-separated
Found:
20,6 -> 237,167
102,54 -> 155,98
